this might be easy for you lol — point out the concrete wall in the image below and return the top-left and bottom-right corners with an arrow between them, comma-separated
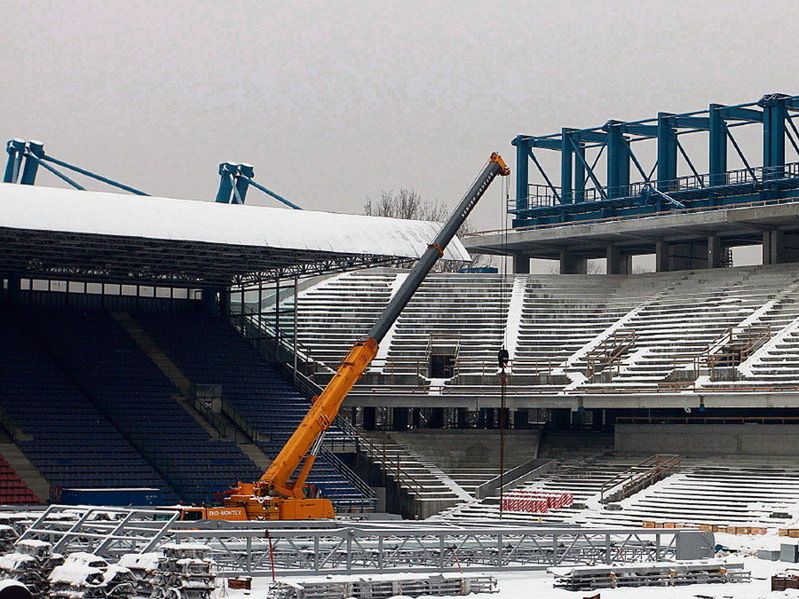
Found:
390,429 -> 540,469
616,423 -> 799,456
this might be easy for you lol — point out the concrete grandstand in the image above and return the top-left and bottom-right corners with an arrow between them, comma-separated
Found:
4,93 -> 799,598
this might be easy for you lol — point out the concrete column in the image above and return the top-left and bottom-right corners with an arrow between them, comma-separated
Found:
218,287 -> 231,316
550,408 -> 571,430
392,407 -> 408,431
411,408 -> 421,429
512,254 -> 530,274
513,409 -> 529,429
456,408 -> 469,428
201,287 -> 218,314
559,249 -> 587,274
668,240 -> 707,271
655,240 -> 670,272
707,235 -> 723,269
764,230 -> 785,265
606,245 -> 631,275
362,407 -> 377,431
429,407 -> 444,429
4,275 -> 21,307
591,409 -> 605,432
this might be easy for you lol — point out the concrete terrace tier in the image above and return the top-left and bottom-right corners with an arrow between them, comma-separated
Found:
464,198 -> 799,273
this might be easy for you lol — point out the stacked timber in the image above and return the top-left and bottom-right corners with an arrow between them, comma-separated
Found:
268,574 -> 498,599
551,560 -> 750,591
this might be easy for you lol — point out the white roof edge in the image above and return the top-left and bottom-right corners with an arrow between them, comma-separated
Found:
0,183 -> 471,262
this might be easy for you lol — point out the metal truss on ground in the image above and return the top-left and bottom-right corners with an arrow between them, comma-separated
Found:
8,507 -> 695,578
169,524 -> 682,577
16,505 -> 178,558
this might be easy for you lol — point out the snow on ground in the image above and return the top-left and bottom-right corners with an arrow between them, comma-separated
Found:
221,531 -> 799,599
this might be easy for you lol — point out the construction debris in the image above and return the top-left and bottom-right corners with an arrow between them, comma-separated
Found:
267,573 -> 498,599
49,553 -> 135,598
116,553 -> 161,598
0,528 -> 17,555
551,560 -> 750,591
150,543 -> 216,599
0,539 -> 63,598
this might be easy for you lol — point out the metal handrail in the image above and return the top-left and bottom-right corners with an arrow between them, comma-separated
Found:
317,449 -> 377,508
333,418 -> 427,496
600,454 -> 681,503
512,161 -> 799,213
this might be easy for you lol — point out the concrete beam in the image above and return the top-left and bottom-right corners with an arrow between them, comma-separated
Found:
466,200 -> 799,260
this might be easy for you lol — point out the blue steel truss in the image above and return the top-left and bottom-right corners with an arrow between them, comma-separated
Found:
512,93 -> 799,227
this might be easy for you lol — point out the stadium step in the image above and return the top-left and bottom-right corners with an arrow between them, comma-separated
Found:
112,311 -> 273,477
0,438 -> 49,503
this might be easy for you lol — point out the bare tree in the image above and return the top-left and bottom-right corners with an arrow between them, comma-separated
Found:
364,188 -> 487,272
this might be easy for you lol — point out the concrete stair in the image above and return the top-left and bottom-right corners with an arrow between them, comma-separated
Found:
356,431 -> 475,517
112,311 -> 272,471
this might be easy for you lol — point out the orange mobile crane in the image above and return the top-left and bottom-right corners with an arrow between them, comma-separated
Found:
222,153 -> 510,520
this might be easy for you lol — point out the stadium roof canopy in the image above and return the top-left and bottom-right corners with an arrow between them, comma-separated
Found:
0,184 -> 470,286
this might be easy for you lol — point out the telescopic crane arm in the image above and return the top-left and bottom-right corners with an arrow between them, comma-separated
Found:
225,153 -> 510,520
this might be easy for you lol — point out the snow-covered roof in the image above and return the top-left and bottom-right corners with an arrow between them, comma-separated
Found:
0,183 -> 469,285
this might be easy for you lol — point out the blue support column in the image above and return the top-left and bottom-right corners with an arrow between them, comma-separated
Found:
513,136 -> 529,213
574,139 -> 585,202
656,114 -> 677,191
560,129 -> 574,203
215,162 -> 237,203
3,139 -> 25,183
762,97 -> 786,180
19,140 -> 44,185
708,104 -> 728,186
606,122 -> 630,198
234,163 -> 254,205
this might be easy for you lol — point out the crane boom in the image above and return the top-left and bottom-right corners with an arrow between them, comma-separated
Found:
224,153 -> 510,520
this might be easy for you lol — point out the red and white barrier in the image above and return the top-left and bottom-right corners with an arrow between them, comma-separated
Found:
500,491 -> 573,514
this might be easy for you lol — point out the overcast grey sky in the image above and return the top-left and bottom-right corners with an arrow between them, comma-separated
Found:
2,0 -> 798,233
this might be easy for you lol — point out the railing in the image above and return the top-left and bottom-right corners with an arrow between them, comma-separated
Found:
474,458 -> 556,500
585,330 -> 638,377
694,325 -> 773,374
600,454 -> 681,504
617,415 -> 799,425
513,161 -> 799,214
318,450 -> 377,510
334,417 -> 427,497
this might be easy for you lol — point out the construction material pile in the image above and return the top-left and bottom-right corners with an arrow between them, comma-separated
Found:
150,543 -> 216,599
268,573 -> 498,599
49,553 -> 135,599
500,490 -> 573,514
0,527 -> 18,555
0,539 -> 63,597
116,553 -> 161,598
551,560 -> 750,591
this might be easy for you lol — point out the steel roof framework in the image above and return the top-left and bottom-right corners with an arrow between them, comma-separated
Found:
0,226 -> 402,287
